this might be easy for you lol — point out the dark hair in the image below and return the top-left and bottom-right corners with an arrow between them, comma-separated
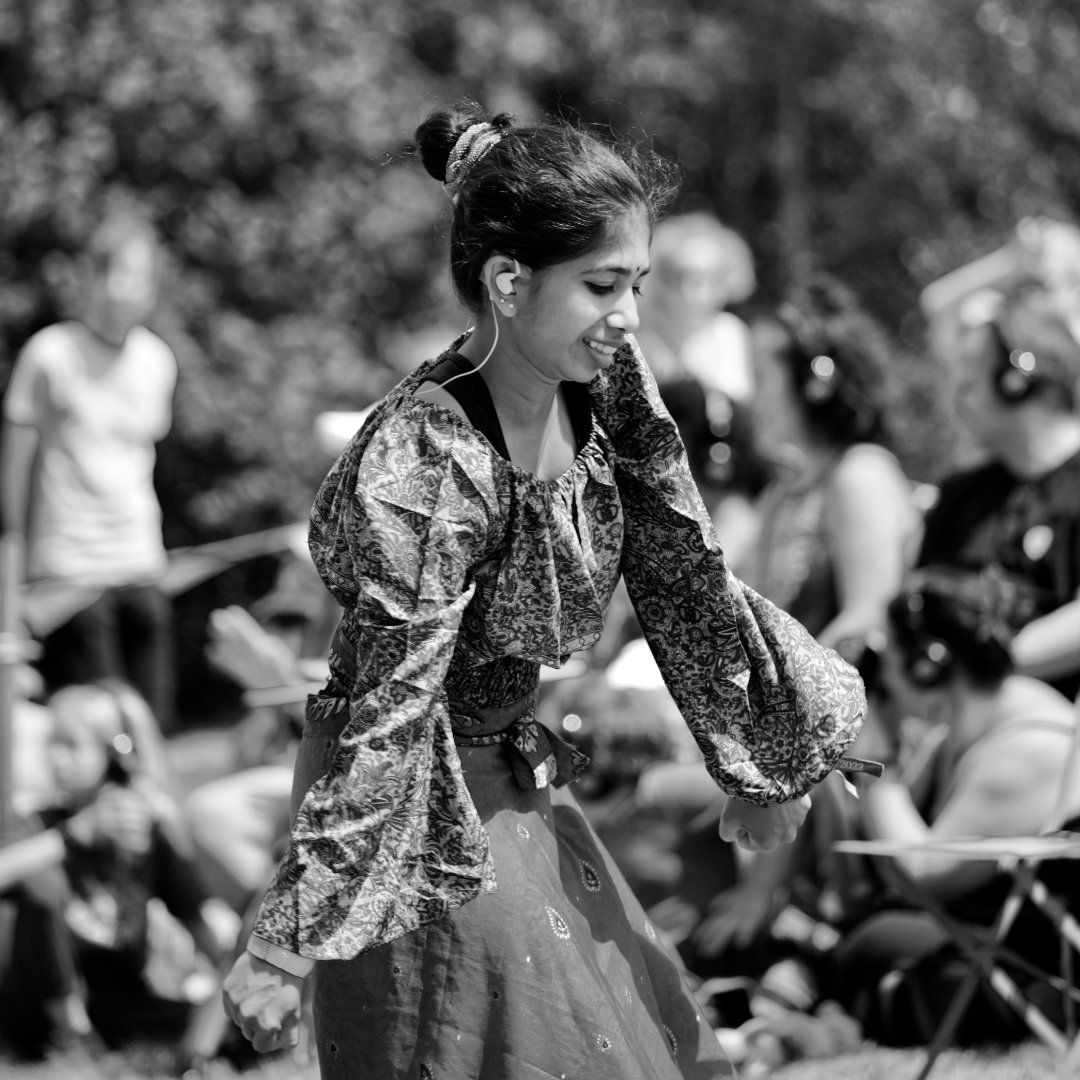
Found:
658,379 -> 770,496
887,566 -> 1028,690
415,99 -> 680,314
987,287 -> 1080,411
765,273 -> 896,448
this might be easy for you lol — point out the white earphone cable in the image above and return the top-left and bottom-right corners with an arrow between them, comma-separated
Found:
418,291 -> 502,396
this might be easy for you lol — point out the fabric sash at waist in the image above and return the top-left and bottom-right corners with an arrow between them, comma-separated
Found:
450,690 -> 588,790
313,625 -> 589,790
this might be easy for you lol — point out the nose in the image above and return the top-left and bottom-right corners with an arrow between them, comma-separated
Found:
608,286 -> 640,335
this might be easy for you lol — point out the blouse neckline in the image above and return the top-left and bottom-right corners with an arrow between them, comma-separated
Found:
408,353 -> 598,489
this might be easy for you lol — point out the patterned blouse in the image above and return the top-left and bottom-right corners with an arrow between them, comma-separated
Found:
250,337 -> 865,964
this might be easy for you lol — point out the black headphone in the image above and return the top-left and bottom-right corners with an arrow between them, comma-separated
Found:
797,347 -> 880,442
990,320 -> 1040,403
99,682 -> 140,786
775,310 -> 876,439
801,352 -> 841,405
902,591 -> 955,689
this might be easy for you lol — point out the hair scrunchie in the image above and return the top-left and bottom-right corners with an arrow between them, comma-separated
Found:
444,122 -> 502,198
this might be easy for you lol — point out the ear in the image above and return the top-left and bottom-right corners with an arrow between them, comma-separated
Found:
483,254 -> 531,302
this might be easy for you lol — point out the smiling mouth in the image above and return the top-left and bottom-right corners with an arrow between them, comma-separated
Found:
584,337 -> 619,357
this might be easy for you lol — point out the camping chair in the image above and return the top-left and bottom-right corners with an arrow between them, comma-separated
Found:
834,693 -> 1080,1080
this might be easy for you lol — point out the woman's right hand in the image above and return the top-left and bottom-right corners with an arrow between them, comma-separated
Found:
223,950 -> 305,1053
719,794 -> 810,852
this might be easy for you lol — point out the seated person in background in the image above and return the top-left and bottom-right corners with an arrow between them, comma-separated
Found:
920,215 -> 1080,364
9,662 -> 56,817
831,565 -> 1080,1047
915,286 -> 1080,699
741,274 -> 921,655
0,680 -> 237,1062
184,557 -> 330,917
637,212 -> 766,567
646,276 -> 922,993
657,377 -> 771,575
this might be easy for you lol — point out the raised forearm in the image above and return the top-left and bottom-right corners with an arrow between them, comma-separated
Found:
0,829 -> 65,891
1010,601 -> 1080,681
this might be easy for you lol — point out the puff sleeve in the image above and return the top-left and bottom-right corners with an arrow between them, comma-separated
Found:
589,338 -> 865,805
249,406 -> 500,964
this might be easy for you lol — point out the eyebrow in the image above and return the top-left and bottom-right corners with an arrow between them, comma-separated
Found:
587,264 -> 650,276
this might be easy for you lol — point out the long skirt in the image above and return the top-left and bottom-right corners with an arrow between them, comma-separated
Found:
296,736 -> 735,1079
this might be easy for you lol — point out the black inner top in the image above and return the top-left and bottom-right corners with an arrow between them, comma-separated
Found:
425,352 -> 593,462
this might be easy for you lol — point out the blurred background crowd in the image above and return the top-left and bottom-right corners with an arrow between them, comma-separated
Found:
2,1 -> 1080,1076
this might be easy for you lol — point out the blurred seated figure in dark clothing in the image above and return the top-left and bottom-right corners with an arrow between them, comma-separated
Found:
0,680 -> 236,1063
914,287 -> 1080,700
658,377 -> 771,574
830,566 -> 1080,1047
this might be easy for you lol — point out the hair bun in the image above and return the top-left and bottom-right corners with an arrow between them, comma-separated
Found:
415,99 -> 490,183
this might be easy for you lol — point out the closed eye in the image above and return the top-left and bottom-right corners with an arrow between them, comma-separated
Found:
586,282 -> 644,297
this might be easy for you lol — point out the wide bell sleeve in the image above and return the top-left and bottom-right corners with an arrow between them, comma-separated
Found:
589,337 -> 865,806
248,408 -> 500,963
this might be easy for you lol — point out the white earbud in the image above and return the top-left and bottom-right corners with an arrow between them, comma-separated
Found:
494,259 -> 522,296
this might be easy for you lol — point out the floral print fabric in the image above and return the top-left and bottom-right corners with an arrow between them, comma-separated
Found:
251,336 -> 864,962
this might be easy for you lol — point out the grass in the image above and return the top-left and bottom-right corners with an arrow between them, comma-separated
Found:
0,1045 -> 320,1080
773,1040 -> 1061,1079
0,1038 -> 1062,1079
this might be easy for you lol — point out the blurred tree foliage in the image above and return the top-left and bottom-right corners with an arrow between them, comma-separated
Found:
1,0 -> 1077,713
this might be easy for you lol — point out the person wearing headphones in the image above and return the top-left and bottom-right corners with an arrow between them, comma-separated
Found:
659,276 -> 919,982
830,566 -> 1080,1046
220,99 -> 867,1079
916,287 -> 1080,698
740,274 -> 921,655
920,216 -> 1080,364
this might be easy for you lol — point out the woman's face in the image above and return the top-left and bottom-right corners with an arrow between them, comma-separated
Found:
49,711 -> 112,799
654,235 -> 731,317
88,235 -> 159,344
508,206 -> 650,384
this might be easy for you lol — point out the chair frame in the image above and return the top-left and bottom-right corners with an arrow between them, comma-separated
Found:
834,694 -> 1080,1079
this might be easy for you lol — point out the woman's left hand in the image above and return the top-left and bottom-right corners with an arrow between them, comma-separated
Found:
719,795 -> 811,852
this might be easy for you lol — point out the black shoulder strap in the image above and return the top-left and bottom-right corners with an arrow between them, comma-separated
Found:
424,354 -> 510,460
425,353 -> 593,461
564,381 -> 593,452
